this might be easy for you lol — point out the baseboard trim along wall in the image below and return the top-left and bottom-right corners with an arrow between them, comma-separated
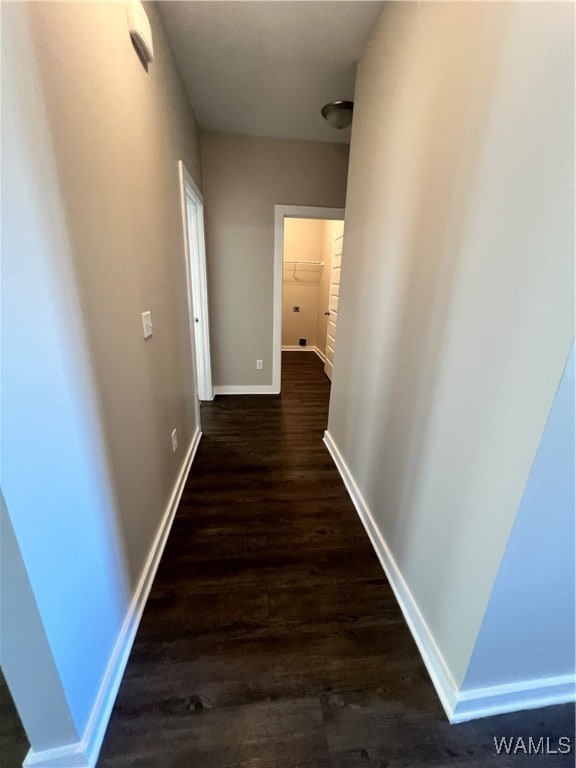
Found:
453,674 -> 576,723
322,430 -> 460,721
313,347 -> 327,364
212,385 -> 279,395
281,345 -> 326,363
23,428 -> 202,768
322,430 -> 576,724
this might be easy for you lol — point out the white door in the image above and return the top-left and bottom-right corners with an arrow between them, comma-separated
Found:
324,229 -> 344,381
179,161 -> 213,401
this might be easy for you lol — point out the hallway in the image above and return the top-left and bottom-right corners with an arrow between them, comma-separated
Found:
97,353 -> 574,767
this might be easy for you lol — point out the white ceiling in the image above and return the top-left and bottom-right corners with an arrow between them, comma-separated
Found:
157,1 -> 385,144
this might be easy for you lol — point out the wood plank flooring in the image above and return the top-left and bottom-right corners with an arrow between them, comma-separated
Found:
3,352 -> 570,768
0,670 -> 29,768
98,353 -> 574,767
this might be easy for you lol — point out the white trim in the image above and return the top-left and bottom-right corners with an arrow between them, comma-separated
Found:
24,430 -> 202,768
179,162 -> 203,203
314,346 -> 327,364
273,205 -> 344,395
322,430 -> 576,724
281,345 -> 327,363
322,429 -> 459,721
212,385 -> 278,396
24,744 -> 90,768
452,675 -> 576,724
281,345 -> 316,352
179,161 -> 213,402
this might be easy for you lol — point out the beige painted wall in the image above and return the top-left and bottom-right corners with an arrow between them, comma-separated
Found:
200,132 -> 349,386
284,218 -> 325,264
282,219 -> 324,347
328,1 -> 574,688
25,0 -> 203,587
317,220 -> 345,354
1,0 -> 202,746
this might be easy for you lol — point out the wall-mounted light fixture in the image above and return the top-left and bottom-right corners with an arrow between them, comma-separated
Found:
321,100 -> 354,129
127,0 -> 154,66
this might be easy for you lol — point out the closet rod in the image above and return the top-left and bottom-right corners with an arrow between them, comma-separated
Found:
284,260 -> 324,266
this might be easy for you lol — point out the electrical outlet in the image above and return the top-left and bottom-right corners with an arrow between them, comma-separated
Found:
171,428 -> 178,452
141,311 -> 153,339
256,359 -> 263,370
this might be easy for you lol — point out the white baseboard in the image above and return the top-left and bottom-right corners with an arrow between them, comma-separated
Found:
452,674 -> 576,723
281,345 -> 327,363
282,345 -> 315,351
322,430 -> 459,721
23,743 -> 91,768
313,346 -> 327,364
323,430 -> 576,724
24,429 -> 202,768
213,385 -> 279,395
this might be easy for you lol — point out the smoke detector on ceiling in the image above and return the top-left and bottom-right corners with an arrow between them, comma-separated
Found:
321,100 -> 354,130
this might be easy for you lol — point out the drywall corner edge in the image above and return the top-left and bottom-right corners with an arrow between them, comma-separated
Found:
23,429 -> 201,768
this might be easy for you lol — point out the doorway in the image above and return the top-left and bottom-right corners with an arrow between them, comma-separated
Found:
179,161 -> 213,402
281,217 -> 345,379
273,206 -> 344,392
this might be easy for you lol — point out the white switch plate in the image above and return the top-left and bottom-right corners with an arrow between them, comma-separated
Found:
256,359 -> 263,370
142,311 -> 153,339
171,428 -> 178,452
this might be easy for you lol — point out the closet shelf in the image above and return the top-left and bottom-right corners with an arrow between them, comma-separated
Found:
284,260 -> 324,266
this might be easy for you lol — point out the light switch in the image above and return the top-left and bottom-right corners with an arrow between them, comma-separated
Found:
142,311 -> 153,339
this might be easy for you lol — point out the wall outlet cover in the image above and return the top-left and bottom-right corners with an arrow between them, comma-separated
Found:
142,311 -> 153,339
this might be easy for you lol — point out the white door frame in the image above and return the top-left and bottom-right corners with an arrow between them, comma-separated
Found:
179,160 -> 213,401
273,205 -> 345,393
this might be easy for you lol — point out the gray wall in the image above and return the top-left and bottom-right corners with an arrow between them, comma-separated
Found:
0,495 -> 78,750
327,1 -> 574,688
200,132 -> 349,387
462,345 -> 575,689
1,0 -> 202,752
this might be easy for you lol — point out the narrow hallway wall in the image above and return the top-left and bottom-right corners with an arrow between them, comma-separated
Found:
460,345 -> 575,697
1,1 -> 203,762
327,1 -> 574,717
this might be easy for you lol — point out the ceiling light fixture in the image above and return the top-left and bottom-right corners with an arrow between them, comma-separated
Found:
321,100 -> 354,130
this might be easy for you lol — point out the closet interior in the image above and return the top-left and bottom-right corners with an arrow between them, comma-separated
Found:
282,217 -> 344,380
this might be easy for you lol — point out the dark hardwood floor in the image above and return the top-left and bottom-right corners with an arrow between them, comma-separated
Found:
98,352 -> 574,767
2,352 -> 571,768
0,670 -> 29,768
